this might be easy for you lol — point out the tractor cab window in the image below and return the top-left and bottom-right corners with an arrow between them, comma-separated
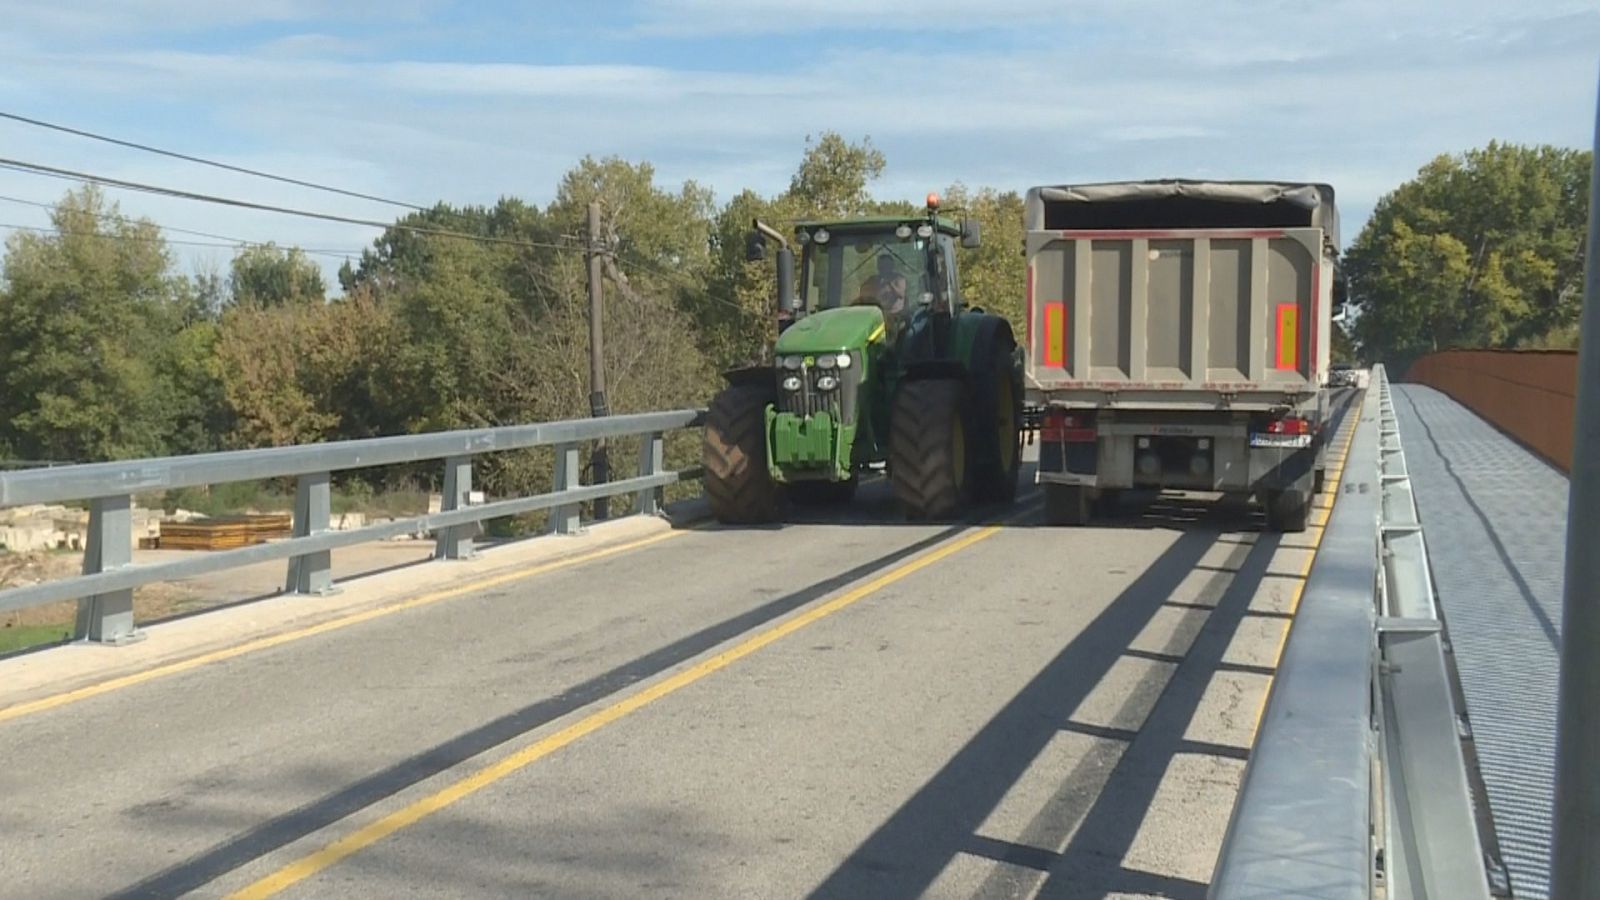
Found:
802,231 -> 936,325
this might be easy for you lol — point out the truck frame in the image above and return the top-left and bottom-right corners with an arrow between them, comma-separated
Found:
1022,179 -> 1340,532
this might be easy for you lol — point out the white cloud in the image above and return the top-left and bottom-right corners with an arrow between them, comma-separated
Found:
3,0 -> 435,37
632,0 -> 1072,36
0,0 -> 1594,296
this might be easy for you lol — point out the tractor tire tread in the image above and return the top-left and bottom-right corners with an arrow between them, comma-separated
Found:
890,378 -> 967,520
703,384 -> 781,524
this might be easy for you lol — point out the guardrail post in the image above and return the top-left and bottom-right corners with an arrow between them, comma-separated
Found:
435,455 -> 477,560
285,472 -> 335,595
550,442 -> 582,535
636,431 -> 664,515
74,494 -> 143,644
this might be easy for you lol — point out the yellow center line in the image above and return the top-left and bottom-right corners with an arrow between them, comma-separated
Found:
226,521 -> 1007,899
1250,411 -> 1363,735
0,530 -> 687,724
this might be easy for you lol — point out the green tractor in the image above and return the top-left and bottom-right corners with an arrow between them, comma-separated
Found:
703,195 -> 1024,523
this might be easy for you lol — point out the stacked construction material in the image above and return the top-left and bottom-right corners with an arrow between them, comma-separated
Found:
156,513 -> 292,550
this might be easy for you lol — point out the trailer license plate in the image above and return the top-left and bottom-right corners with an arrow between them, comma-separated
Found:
1250,433 -> 1311,449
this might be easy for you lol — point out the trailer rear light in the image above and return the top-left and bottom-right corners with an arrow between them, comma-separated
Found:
1042,410 -> 1095,443
1265,417 -> 1311,435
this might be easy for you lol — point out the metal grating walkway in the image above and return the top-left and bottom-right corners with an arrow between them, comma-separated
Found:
1393,383 -> 1566,900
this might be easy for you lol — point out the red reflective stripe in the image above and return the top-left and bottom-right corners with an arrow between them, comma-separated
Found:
1275,303 -> 1299,370
1044,302 -> 1066,367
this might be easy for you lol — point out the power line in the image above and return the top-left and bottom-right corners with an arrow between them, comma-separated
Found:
0,157 -> 579,254
0,193 -> 362,258
0,223 -> 360,260
0,110 -> 427,211
612,246 -> 754,315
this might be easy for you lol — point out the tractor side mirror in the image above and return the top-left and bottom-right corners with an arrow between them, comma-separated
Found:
745,229 -> 766,262
776,247 -> 798,313
960,218 -> 982,249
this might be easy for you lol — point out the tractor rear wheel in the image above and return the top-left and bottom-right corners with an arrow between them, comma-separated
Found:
890,378 -> 971,520
972,348 -> 1022,505
703,384 -> 781,524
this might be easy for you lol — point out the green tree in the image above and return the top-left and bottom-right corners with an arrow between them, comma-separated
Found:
1346,141 -> 1590,367
214,287 -> 396,447
784,132 -> 887,219
0,186 -> 209,460
229,243 -> 326,307
940,182 -> 1025,332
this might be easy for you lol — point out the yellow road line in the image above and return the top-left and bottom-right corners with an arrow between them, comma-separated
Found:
227,523 -> 1005,900
0,531 -> 686,725
1249,413 -> 1362,736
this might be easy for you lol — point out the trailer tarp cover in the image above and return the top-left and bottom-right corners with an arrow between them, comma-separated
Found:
1026,179 -> 1338,247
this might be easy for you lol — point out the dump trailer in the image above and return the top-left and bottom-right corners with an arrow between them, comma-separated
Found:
1022,179 -> 1339,532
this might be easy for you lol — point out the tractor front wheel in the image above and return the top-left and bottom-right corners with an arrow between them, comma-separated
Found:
890,378 -> 971,520
703,384 -> 781,524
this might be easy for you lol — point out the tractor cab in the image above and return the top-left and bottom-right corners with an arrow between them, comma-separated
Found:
789,207 -> 976,361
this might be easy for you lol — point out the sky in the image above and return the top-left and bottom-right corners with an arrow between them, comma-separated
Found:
1,0 -> 1597,289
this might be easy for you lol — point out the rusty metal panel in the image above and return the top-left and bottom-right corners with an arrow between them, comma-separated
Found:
1404,350 -> 1578,471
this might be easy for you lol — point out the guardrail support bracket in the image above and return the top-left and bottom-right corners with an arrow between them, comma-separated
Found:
551,443 -> 583,535
636,431 -> 665,516
75,494 -> 145,645
435,455 -> 478,560
286,472 -> 338,595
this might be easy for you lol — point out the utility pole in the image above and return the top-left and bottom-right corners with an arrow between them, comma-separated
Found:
1550,67 -> 1600,900
586,201 -> 610,520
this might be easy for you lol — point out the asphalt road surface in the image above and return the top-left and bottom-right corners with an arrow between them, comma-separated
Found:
0,415 -> 1352,899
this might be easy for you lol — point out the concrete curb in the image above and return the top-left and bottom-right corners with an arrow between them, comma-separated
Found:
0,514 -> 685,714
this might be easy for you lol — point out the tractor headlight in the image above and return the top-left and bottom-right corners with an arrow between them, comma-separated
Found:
834,352 -> 852,368
781,375 -> 803,391
816,354 -> 836,369
781,355 -> 803,370
816,375 -> 839,391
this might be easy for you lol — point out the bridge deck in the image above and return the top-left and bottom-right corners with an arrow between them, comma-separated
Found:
1393,384 -> 1568,900
0,414 -> 1357,899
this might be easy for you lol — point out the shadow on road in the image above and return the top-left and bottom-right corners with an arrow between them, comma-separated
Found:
805,505 -> 1284,900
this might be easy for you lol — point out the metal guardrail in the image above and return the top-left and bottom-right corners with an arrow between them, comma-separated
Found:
0,409 -> 706,645
1210,364 -> 1495,900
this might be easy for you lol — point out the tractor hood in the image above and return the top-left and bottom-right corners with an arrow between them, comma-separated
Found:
775,306 -> 885,354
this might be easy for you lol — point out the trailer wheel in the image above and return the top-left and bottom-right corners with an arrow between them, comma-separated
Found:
1262,488 -> 1309,533
1313,467 -> 1327,495
1093,488 -> 1123,518
1045,483 -> 1091,526
704,384 -> 781,524
890,378 -> 971,520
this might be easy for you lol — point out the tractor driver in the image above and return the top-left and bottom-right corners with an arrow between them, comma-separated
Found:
873,253 -> 910,318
